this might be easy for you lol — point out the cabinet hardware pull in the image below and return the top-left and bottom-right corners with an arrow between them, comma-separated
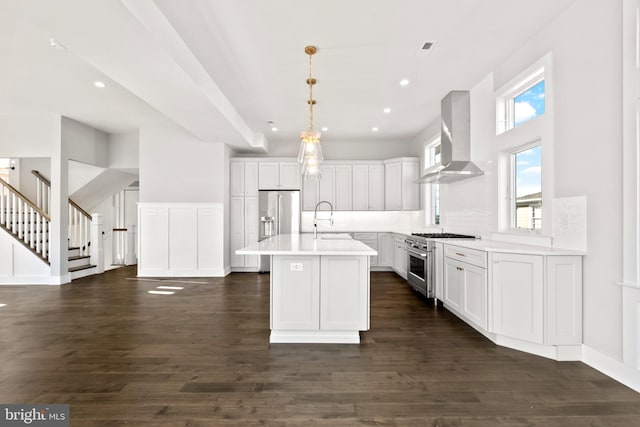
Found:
455,252 -> 466,257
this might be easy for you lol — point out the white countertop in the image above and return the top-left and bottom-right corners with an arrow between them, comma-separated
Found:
435,239 -> 585,256
236,234 -> 378,256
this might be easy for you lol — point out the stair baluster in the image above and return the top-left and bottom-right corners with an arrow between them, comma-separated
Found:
0,178 -> 51,263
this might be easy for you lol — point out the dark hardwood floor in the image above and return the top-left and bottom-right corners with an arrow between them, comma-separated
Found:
0,267 -> 639,426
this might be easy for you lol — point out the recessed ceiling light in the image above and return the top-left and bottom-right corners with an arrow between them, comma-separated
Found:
93,81 -> 106,89
321,127 -> 328,132
372,127 -> 379,132
49,38 -> 67,50
399,79 -> 410,86
383,108 -> 391,114
271,127 -> 278,132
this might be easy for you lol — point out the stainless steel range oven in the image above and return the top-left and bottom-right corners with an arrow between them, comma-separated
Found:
405,233 -> 477,300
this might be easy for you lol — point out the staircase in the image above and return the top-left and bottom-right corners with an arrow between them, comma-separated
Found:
0,174 -> 98,280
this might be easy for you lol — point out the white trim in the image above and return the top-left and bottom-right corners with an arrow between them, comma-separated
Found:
582,345 -> 640,393
619,281 -> 640,289
270,330 -> 360,344
138,268 -> 228,278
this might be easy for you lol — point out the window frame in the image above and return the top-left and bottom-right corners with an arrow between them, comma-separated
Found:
422,136 -> 441,226
509,141 -> 542,233
496,67 -> 545,134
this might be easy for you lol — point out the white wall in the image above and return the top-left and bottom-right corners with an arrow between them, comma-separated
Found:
245,138 -> 420,160
427,0 -> 624,361
0,115 -> 57,157
61,117 -> 109,167
108,131 -> 140,172
139,127 -> 227,203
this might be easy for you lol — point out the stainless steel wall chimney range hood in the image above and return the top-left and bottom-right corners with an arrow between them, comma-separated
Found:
417,90 -> 484,184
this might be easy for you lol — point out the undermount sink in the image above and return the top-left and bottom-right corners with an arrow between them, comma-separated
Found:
318,234 -> 353,240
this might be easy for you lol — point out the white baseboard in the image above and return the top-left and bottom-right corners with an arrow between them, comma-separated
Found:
270,330 -> 360,344
582,345 -> 640,393
137,268 -> 227,277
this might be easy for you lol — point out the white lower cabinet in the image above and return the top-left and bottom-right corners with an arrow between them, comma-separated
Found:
320,255 -> 369,330
377,233 -> 394,268
490,253 -> 544,343
271,256 -> 320,330
271,255 -> 369,333
392,235 -> 408,279
353,233 -> 378,267
443,246 -> 584,359
444,255 -> 488,330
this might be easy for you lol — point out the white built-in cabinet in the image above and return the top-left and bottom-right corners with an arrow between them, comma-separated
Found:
489,253 -> 582,346
258,161 -> 300,190
392,234 -> 408,279
441,244 -> 584,359
377,232 -> 394,268
302,165 -> 335,211
270,255 -> 369,333
384,158 -> 420,210
353,233 -> 378,267
334,164 -> 353,210
443,245 -> 488,330
230,161 -> 259,270
353,163 -> 385,211
138,203 -> 225,277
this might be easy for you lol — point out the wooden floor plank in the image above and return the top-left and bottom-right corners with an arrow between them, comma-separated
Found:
0,268 -> 638,425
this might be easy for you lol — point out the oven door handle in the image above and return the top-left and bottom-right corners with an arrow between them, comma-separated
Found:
405,248 -> 428,258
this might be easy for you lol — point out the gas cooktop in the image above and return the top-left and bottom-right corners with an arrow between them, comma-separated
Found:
411,232 -> 477,239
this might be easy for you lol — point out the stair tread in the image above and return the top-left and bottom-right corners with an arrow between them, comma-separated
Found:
68,264 -> 96,273
68,255 -> 90,261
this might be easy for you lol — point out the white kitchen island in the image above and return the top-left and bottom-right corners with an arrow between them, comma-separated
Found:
236,234 -> 377,344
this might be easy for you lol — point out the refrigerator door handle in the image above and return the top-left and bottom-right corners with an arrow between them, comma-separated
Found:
276,193 -> 281,235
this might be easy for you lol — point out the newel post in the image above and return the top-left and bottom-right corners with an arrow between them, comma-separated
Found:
90,213 -> 105,274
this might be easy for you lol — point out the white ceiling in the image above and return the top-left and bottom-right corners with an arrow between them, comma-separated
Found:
0,0 -> 578,152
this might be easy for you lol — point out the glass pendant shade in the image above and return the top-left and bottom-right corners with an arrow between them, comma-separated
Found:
298,130 -> 323,178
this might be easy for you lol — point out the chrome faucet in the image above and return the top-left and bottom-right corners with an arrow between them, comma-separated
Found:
313,201 -> 334,239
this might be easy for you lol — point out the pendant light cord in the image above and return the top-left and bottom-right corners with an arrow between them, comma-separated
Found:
308,52 -> 314,132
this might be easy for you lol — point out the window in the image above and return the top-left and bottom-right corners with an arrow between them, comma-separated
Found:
497,67 -> 545,134
511,144 -> 542,230
423,139 -> 441,225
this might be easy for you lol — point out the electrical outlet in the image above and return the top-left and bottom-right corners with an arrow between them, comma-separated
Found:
290,262 -> 303,272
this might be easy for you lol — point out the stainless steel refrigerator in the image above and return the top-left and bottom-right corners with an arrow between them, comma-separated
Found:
258,190 -> 301,272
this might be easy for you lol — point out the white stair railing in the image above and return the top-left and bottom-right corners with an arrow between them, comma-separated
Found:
32,170 -> 92,256
0,177 -> 50,262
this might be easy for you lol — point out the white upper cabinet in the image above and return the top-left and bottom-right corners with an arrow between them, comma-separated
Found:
384,158 -> 420,210
334,164 -> 353,210
352,164 -> 369,210
258,161 -> 300,190
368,164 -> 385,210
317,165 -> 335,210
230,161 -> 258,197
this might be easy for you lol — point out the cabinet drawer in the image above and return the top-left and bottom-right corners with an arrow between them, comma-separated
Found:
353,232 -> 377,240
444,245 -> 487,269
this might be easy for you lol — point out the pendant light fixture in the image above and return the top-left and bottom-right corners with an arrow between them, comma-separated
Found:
297,45 -> 323,178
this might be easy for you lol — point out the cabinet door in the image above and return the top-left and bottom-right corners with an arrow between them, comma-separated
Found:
244,197 -> 259,268
368,164 -> 385,210
258,162 -> 279,190
444,259 -> 464,314
546,256 -> 582,345
377,233 -> 393,267
402,160 -> 420,210
393,241 -> 407,279
317,165 -> 335,208
462,262 -> 488,329
271,256 -> 320,330
244,162 -> 259,197
384,161 -> 402,210
356,238 -> 378,267
230,197 -> 245,267
334,164 -> 353,210
230,162 -> 245,197
279,162 -> 301,190
352,165 -> 369,210
320,255 -> 369,330
491,253 -> 544,343
302,176 -> 318,211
